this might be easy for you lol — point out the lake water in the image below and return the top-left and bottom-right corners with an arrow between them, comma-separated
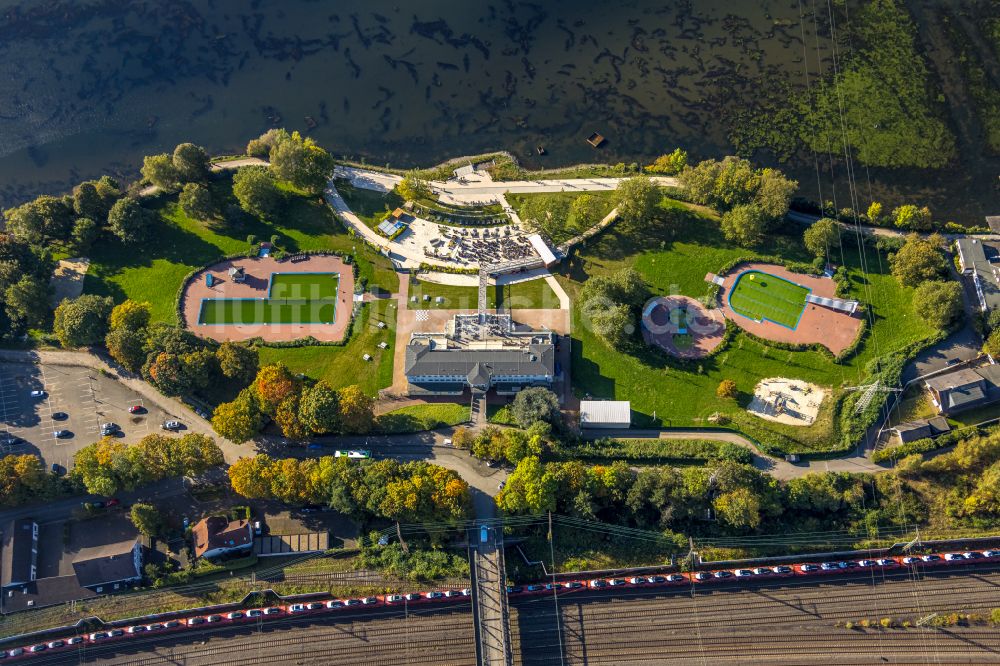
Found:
0,0 -> 995,223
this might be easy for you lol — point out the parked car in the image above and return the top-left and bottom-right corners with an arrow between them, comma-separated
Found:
162,420 -> 182,431
187,617 -> 205,626
66,637 -> 83,645
145,623 -> 164,631
404,593 -> 420,601
50,463 -> 64,475
902,556 -> 919,565
126,626 -> 146,634
563,581 -> 583,589
665,574 -> 685,582
963,551 -> 984,559
693,572 -> 709,581
264,607 -> 281,615
29,390 -> 45,399
857,559 -> 875,567
984,550 -> 1000,558
46,640 -> 64,649
876,558 -> 896,566
52,412 -> 68,420
288,604 -> 307,613
752,567 -> 773,575
362,597 -> 378,605
28,645 -> 46,653
206,614 -> 222,623
100,422 -> 119,435
943,553 -> 965,561
628,576 -> 647,585
734,569 -> 753,577
54,430 -> 71,438
799,564 -> 819,573
326,600 -> 343,609
343,599 -> 362,607
713,570 -> 732,579
246,609 -> 263,618
774,566 -> 793,574
306,602 -> 324,610
128,405 -> 144,414
648,575 -> 667,583
608,578 -> 626,586
588,579 -> 607,588
386,594 -> 403,603
921,554 -> 942,563
525,585 -> 544,592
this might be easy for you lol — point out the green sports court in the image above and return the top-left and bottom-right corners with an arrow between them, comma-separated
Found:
198,272 -> 339,325
727,269 -> 809,329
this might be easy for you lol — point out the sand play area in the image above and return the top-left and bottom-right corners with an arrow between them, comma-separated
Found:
747,377 -> 826,426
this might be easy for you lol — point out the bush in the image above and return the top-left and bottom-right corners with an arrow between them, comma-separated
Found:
555,438 -> 753,465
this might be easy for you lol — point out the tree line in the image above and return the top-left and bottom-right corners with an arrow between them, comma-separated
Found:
228,455 -> 471,524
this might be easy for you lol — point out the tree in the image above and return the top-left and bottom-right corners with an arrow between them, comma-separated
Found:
646,148 -> 688,175
395,172 -> 432,201
754,168 -> 798,221
228,454 -> 275,498
179,183 -> 213,220
713,487 -> 762,530
251,363 -> 299,413
141,153 -> 180,192
129,503 -> 165,538
803,218 -> 841,258
3,196 -> 74,244
510,387 -> 561,429
69,217 -> 100,253
4,275 -> 51,330
591,303 -> 634,348
569,193 -> 605,232
211,388 -> 265,444
716,379 -> 738,400
246,128 -> 290,158
889,234 -> 946,286
232,166 -> 281,218
866,201 -> 884,226
0,454 -> 55,507
267,131 -> 335,195
275,395 -> 310,440
172,143 -> 210,182
912,281 -> 963,330
720,203 -> 767,247
614,176 -> 659,227
216,341 -> 258,383
109,300 -> 151,331
72,182 -> 106,220
892,204 -> 933,231
181,349 -> 219,391
987,329 -> 1000,358
299,382 -> 340,434
53,294 -> 114,347
496,456 -> 556,514
338,384 -> 374,434
107,198 -> 154,245
145,352 -> 192,396
518,194 -> 571,239
105,325 -> 147,372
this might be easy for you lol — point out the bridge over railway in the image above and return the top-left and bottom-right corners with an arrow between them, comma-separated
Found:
469,523 -> 514,666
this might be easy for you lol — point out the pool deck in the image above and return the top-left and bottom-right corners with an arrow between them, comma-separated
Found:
717,263 -> 862,355
181,255 -> 355,342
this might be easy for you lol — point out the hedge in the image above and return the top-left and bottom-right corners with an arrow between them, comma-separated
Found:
557,438 -> 753,465
871,423 -> 999,463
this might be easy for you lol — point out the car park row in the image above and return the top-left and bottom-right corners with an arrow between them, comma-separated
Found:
0,549 -> 996,659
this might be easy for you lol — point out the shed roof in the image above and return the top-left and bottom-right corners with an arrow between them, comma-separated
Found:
72,540 -> 140,588
579,400 -> 631,426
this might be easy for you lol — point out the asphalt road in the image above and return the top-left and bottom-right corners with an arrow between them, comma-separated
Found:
22,563 -> 1000,665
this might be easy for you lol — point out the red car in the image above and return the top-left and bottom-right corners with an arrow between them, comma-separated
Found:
128,405 -> 143,414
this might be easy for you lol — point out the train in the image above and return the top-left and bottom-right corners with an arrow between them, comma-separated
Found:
2,548 -> 997,660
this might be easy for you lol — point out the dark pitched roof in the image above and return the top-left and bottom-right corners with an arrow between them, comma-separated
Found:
947,385 -> 986,410
192,516 -> 252,558
72,541 -> 141,588
925,368 -> 984,392
927,416 -> 951,434
893,420 -> 932,443
405,340 -> 554,379
1,518 -> 37,588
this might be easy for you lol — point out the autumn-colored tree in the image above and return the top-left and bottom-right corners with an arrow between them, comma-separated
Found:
145,352 -> 191,396
275,395 -> 310,441
251,363 -> 299,414
716,379 -> 738,400
298,382 -> 340,434
109,299 -> 151,331
228,455 -> 275,498
450,426 -> 475,450
105,325 -> 147,372
338,384 -> 374,434
211,388 -> 265,444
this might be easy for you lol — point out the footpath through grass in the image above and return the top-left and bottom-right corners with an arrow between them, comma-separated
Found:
558,197 -> 937,455
728,270 -> 809,328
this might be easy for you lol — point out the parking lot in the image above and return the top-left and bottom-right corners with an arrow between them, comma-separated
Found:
0,362 -> 178,472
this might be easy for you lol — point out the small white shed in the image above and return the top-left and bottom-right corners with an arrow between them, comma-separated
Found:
579,400 -> 631,429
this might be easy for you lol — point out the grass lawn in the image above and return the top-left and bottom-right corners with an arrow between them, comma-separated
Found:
558,197 -> 938,454
407,277 -> 561,310
258,299 -> 396,396
506,191 -> 617,244
486,403 -> 517,425
334,178 -> 404,230
84,174 -> 398,324
727,269 -> 809,329
375,403 -> 470,434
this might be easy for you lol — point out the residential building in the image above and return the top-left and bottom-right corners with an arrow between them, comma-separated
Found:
192,516 -> 253,559
579,401 -> 631,429
925,365 -> 1000,415
0,519 -> 38,589
955,238 -> 1000,312
891,416 -> 951,443
72,540 -> 143,593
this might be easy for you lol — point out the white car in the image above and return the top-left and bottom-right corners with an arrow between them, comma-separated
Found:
665,574 -> 685,582
734,569 -> 753,577
289,604 -> 307,613
425,591 -> 444,599
29,390 -> 45,399
902,556 -> 919,565
607,578 -> 626,586
460,588 -> 471,596
89,632 -> 108,641
563,581 -> 583,589
693,572 -> 709,581
326,600 -> 344,609
984,550 -> 1000,558
246,609 -> 263,618
28,645 -> 46,653
588,579 -> 607,588
713,570 -> 733,579
225,612 -> 243,620
162,420 -> 182,431
187,617 -> 206,625
66,637 -> 83,645
943,553 -> 965,561
386,594 -> 403,603
46,640 -> 64,649
752,567 -> 773,575
362,597 -> 378,605
334,450 -> 371,459
126,626 -> 146,634
628,576 -> 647,585
876,558 -> 896,566
444,590 -> 462,597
